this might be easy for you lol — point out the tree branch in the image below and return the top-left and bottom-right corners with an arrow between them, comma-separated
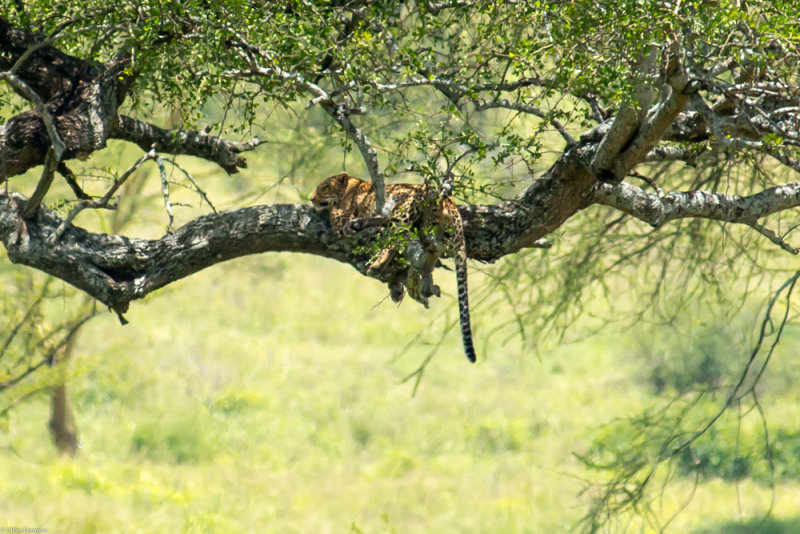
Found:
593,43 -> 693,182
331,75 -> 550,98
111,116 -> 261,174
591,104 -> 639,179
593,181 -> 800,252
642,145 -> 706,164
612,82 -> 690,179
0,17 -> 129,183
0,71 -> 66,216
0,176 -> 559,315
474,98 -> 575,146
49,148 -> 157,243
226,37 -> 387,213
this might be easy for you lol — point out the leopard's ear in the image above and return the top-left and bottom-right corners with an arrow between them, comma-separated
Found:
322,172 -> 348,187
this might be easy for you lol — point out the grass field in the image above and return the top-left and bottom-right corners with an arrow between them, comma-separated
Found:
2,247 -> 800,533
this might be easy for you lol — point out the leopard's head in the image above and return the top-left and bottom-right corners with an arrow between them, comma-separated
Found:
310,172 -> 352,212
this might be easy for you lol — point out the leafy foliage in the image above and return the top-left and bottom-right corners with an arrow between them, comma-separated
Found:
5,0 -> 795,192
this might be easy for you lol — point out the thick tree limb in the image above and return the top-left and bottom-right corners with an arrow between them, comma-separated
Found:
0,17 -> 87,102
0,17 -> 128,182
7,152 -> 796,317
593,180 -> 800,249
111,116 -> 261,174
591,104 -> 639,179
613,81 -> 690,179
0,169 -> 562,314
595,48 -> 692,183
0,71 -> 65,155
0,193 -> 338,314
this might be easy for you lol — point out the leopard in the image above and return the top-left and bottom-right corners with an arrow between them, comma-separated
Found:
310,171 -> 477,363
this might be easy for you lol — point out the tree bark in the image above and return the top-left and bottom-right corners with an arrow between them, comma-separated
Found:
0,16 -> 256,182
50,383 -> 78,455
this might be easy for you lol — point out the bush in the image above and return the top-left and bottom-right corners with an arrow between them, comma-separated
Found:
586,401 -> 800,485
677,425 -> 800,484
630,313 -> 755,394
131,409 -> 218,464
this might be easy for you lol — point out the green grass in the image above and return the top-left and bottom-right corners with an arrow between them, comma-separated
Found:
2,251 -> 800,533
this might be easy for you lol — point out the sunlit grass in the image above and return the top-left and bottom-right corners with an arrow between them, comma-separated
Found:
2,248 -> 800,533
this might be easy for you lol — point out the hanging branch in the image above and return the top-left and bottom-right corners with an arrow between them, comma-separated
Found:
0,71 -> 66,217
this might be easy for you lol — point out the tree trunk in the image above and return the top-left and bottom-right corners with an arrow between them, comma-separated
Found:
48,324 -> 81,455
49,383 -> 78,455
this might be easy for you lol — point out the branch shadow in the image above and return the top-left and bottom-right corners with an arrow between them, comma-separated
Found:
693,517 -> 800,534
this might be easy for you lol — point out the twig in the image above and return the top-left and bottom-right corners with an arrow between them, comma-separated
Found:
227,36 -> 386,213
22,146 -> 60,218
156,156 -> 174,232
49,148 -> 156,243
0,307 -> 99,391
400,317 -> 456,396
474,98 -> 575,146
57,162 -> 91,200
746,222 -> 798,254
165,158 -> 217,214
0,279 -> 52,360
669,269 -> 800,456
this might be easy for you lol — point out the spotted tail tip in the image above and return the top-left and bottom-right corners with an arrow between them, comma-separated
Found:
464,344 -> 477,363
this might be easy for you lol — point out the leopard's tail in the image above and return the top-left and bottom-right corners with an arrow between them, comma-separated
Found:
453,212 -> 476,363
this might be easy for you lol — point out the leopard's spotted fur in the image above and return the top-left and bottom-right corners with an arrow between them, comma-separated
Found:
311,172 -> 477,363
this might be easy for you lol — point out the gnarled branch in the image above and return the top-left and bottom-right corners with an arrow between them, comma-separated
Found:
0,169 -> 562,315
111,116 -> 261,174
593,180 -> 800,253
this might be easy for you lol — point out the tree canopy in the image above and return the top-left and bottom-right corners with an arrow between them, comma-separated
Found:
2,0 -> 800,529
